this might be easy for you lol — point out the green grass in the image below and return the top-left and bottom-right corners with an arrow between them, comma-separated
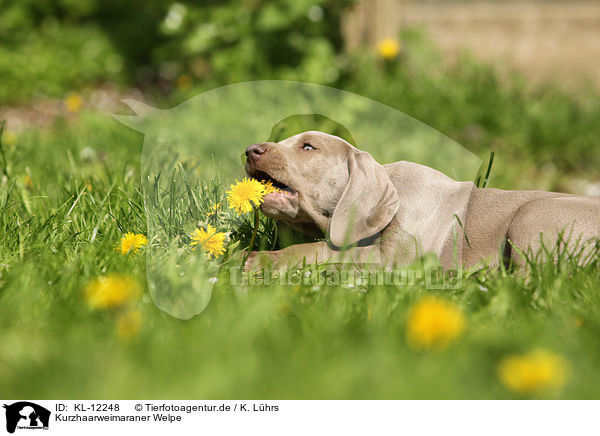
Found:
1,102 -> 600,400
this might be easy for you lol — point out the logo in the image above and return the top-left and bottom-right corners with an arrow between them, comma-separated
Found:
3,402 -> 50,434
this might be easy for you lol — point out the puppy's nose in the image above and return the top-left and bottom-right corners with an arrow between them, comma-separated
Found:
245,143 -> 266,158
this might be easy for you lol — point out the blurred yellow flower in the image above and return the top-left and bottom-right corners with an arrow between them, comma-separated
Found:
24,174 -> 34,190
407,296 -> 465,349
117,310 -> 142,339
85,274 -> 140,309
65,93 -> 83,113
261,179 -> 280,194
3,131 -> 17,147
498,350 -> 568,394
226,178 -> 266,214
118,233 -> 148,255
377,38 -> 401,60
177,74 -> 193,90
191,224 -> 226,257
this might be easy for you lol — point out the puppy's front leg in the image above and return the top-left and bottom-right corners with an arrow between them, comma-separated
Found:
245,242 -> 381,270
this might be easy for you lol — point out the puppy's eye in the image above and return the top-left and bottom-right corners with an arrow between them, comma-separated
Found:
303,143 -> 315,151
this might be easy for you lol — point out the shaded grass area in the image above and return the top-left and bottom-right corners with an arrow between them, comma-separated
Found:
1,106 -> 600,399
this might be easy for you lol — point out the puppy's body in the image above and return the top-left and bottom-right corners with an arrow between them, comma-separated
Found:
380,161 -> 474,267
465,189 -> 600,267
244,131 -> 600,269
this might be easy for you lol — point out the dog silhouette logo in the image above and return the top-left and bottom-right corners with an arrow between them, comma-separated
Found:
3,402 -> 50,433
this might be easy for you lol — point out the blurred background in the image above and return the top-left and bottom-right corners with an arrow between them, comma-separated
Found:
1,0 -> 599,189
345,0 -> 600,90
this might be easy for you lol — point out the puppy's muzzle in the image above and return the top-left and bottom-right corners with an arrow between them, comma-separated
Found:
245,143 -> 266,168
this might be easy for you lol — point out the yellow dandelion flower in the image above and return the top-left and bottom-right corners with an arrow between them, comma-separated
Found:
177,74 -> 193,90
117,310 -> 142,339
498,350 -> 568,394
226,178 -> 266,214
191,224 -> 226,257
406,296 -> 465,349
117,233 -> 148,255
261,179 -> 280,194
377,38 -> 401,60
85,274 -> 140,309
65,93 -> 83,113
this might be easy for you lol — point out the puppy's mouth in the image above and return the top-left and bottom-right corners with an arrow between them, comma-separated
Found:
246,169 -> 300,219
251,170 -> 297,196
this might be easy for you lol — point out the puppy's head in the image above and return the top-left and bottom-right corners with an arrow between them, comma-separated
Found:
245,131 -> 400,247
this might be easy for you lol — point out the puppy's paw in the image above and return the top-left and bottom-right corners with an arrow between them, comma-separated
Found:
244,251 -> 279,271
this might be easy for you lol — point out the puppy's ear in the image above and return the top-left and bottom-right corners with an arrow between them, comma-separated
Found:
328,149 -> 400,248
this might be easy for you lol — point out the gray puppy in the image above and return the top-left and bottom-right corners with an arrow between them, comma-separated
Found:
244,131 -> 600,269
